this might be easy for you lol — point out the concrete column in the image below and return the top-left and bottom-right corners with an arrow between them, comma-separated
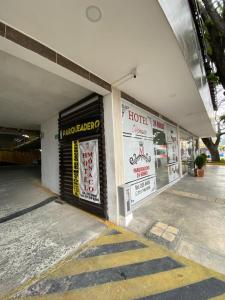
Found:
41,114 -> 59,194
103,88 -> 124,224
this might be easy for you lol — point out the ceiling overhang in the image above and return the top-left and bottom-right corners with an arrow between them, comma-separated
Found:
0,0 -> 216,136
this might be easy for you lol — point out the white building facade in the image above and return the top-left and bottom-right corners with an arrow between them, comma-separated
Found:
0,0 -> 216,225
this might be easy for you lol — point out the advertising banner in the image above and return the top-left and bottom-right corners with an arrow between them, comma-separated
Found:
166,124 -> 178,164
122,99 -> 153,139
168,163 -> 179,182
130,176 -> 156,205
122,99 -> 156,204
72,140 -> 80,198
166,124 -> 179,182
123,137 -> 155,183
72,139 -> 100,203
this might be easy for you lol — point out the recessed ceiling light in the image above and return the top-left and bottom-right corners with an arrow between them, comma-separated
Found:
169,93 -> 176,98
86,5 -> 102,22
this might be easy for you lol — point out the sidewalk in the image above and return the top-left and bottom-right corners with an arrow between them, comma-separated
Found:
168,164 -> 225,201
0,166 -> 106,298
5,223 -> 225,299
0,166 -> 52,219
129,165 -> 225,274
0,201 -> 106,298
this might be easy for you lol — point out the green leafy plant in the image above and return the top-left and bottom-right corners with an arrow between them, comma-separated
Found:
207,73 -> 220,85
220,115 -> 225,124
195,155 -> 205,169
200,153 -> 207,164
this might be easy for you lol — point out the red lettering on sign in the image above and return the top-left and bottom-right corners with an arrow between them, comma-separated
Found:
83,152 -> 93,158
82,148 -> 96,194
139,146 -> 144,156
153,120 -> 164,130
128,110 -> 148,125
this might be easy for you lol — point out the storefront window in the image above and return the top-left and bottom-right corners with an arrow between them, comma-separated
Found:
121,98 -> 181,205
180,132 -> 196,175
153,121 -> 169,189
166,124 -> 179,182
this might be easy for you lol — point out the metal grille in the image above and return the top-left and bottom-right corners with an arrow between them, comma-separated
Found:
58,93 -> 108,218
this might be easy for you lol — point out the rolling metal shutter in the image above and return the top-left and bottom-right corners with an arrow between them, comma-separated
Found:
58,93 -> 108,218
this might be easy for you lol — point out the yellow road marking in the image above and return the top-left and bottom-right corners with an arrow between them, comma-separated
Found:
46,247 -> 167,278
90,232 -> 138,246
6,224 -> 225,300
210,293 -> 225,300
22,265 -> 223,300
211,294 -> 225,299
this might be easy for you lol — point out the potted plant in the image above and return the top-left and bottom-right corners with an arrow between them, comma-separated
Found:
200,153 -> 207,165
195,155 -> 205,177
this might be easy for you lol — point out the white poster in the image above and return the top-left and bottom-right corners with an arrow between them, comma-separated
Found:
123,137 -> 155,183
165,124 -> 179,182
79,139 -> 100,203
122,99 -> 153,139
130,177 -> 156,205
168,163 -> 179,182
122,99 -> 156,205
166,124 -> 178,164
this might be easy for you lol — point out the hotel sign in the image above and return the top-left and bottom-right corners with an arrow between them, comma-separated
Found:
122,99 -> 156,205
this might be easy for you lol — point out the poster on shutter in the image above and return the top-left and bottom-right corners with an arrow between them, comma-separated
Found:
79,139 -> 100,203
123,136 -> 155,183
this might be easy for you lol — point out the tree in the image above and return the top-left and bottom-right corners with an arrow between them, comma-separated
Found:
198,0 -> 225,161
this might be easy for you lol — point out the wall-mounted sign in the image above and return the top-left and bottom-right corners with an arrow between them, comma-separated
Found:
122,101 -> 153,139
153,119 -> 165,131
72,139 -> 100,203
130,176 -> 156,205
123,137 -> 155,182
60,117 -> 100,140
122,99 -> 156,205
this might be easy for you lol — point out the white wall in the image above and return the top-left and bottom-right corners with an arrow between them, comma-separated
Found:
103,89 -> 124,224
41,114 -> 59,194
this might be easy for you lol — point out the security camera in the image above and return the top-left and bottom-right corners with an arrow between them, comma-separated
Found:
131,67 -> 137,79
112,67 -> 138,87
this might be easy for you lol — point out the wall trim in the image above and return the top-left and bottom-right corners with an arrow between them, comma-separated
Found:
0,20 -> 111,92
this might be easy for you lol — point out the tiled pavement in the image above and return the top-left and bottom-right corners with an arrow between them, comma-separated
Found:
5,223 -> 225,300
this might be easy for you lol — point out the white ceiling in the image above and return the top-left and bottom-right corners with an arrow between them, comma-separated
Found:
0,50 -> 91,129
0,0 -> 215,136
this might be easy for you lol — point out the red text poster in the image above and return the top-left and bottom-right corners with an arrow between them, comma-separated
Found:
79,139 -> 100,203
